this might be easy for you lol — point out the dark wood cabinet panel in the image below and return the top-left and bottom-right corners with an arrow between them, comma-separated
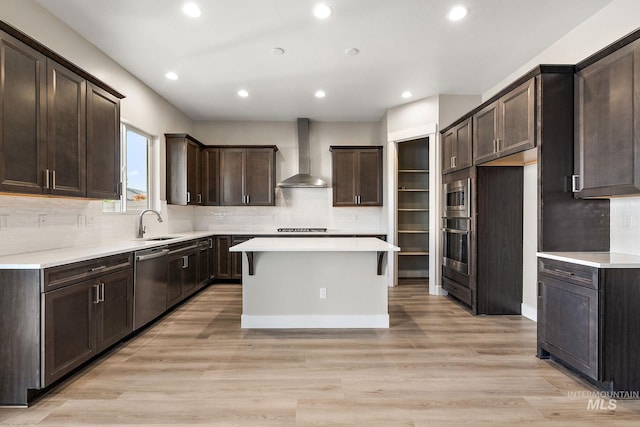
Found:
0,31 -> 47,194
166,134 -> 203,206
43,280 -> 96,386
575,39 -> 640,197
331,146 -> 383,206
46,60 -> 86,197
86,83 -> 121,200
202,148 -> 219,205
197,238 -> 213,285
95,269 -> 133,351
214,236 -> 232,280
442,118 -> 471,174
473,79 -> 535,165
220,147 -> 276,206
167,243 -> 199,307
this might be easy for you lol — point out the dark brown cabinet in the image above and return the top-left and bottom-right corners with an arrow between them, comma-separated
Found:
197,237 -> 214,285
473,79 -> 535,165
202,148 -> 219,205
166,134 -> 203,206
220,147 -> 276,206
0,26 -> 123,200
167,242 -> 199,307
214,235 -> 251,280
574,38 -> 640,198
331,146 -> 383,206
46,60 -> 86,197
0,30 -> 47,195
537,258 -> 640,392
442,118 -> 471,174
43,256 -> 133,386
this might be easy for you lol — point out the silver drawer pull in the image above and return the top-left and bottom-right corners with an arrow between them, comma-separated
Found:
90,265 -> 107,272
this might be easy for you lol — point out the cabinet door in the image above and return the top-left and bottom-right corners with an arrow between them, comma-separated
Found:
43,281 -> 96,386
202,148 -> 219,205
220,149 -> 245,206
186,141 -> 201,205
575,41 -> 640,197
538,276 -> 600,380
473,101 -> 499,164
499,79 -> 535,156
167,254 -> 184,308
231,236 -> 252,279
46,60 -> 86,197
182,251 -> 198,296
86,83 -> 121,199
332,149 -> 357,206
96,269 -> 133,351
215,236 -> 232,279
454,119 -> 472,170
245,148 -> 275,205
0,31 -> 47,195
357,149 -> 383,206
441,129 -> 456,174
197,242 -> 210,287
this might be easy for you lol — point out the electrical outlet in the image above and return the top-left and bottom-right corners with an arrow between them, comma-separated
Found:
38,214 -> 47,227
77,215 -> 86,227
319,288 -> 327,299
0,215 -> 8,230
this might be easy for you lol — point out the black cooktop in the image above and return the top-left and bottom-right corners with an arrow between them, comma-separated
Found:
277,228 -> 327,232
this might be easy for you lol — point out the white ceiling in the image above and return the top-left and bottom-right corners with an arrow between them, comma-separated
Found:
36,0 -> 612,122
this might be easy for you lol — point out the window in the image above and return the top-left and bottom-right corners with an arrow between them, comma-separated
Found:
103,124 -> 153,213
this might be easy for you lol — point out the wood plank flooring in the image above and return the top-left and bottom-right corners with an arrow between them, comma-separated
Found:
1,283 -> 639,426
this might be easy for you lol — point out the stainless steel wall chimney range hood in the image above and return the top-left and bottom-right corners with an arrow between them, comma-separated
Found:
277,118 -> 328,188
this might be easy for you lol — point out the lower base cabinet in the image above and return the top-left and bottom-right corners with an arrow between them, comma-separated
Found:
167,242 -> 199,308
537,258 -> 640,392
215,235 -> 252,280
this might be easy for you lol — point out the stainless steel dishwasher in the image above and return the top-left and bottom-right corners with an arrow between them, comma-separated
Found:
134,246 -> 170,330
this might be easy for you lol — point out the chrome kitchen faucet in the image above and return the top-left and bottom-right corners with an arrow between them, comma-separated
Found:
138,209 -> 163,238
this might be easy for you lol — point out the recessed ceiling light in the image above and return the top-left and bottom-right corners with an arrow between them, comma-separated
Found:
314,4 -> 333,19
238,89 -> 249,98
182,2 -> 202,18
345,48 -> 359,56
447,5 -> 468,21
315,90 -> 326,98
165,72 -> 179,80
271,47 -> 285,56
401,91 -> 412,99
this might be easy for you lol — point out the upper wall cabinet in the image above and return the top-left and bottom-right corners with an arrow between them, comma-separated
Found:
574,38 -> 640,198
220,147 -> 277,206
331,146 -> 383,206
202,148 -> 219,206
473,79 -> 535,165
86,83 -> 121,200
442,118 -> 471,174
166,134 -> 203,206
0,25 -> 124,200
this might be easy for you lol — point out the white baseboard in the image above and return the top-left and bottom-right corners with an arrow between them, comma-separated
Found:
241,314 -> 389,329
521,303 -> 537,322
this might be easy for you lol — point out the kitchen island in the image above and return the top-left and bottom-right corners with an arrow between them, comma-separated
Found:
230,237 -> 399,328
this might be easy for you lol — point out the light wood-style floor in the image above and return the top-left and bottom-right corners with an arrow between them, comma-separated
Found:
1,283 -> 639,426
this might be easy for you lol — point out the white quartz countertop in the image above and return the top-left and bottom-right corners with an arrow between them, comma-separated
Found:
537,252 -> 640,268
0,231 -> 218,270
230,237 -> 400,252
217,229 -> 386,236
0,230 -> 389,269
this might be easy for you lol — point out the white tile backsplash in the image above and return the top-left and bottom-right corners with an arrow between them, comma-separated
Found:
610,196 -> 640,255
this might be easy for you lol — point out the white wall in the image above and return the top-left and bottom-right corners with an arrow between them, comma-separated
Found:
192,120 -> 387,233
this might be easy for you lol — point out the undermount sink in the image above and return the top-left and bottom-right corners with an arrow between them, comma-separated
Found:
143,236 -> 180,241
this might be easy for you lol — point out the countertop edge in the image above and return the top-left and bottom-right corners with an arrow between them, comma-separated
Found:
537,251 -> 640,268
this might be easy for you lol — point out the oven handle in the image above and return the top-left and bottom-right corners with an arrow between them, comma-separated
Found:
442,228 -> 469,234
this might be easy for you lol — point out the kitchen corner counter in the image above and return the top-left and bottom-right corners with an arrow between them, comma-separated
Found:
537,251 -> 640,268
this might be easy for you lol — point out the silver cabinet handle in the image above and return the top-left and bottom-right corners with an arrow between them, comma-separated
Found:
93,284 -> 101,304
51,170 -> 56,189
187,192 -> 191,203
452,156 -> 457,168
135,249 -> 170,261
209,238 -> 213,249
44,169 -> 50,189
571,174 -> 582,193
182,255 -> 189,269
90,265 -> 107,272
496,138 -> 502,152
246,194 -> 250,204
198,194 -> 202,204
493,139 -> 498,153
99,282 -> 105,303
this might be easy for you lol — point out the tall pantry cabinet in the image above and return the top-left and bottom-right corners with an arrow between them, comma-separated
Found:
396,138 -> 429,282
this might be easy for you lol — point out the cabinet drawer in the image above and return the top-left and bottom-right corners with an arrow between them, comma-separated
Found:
442,277 -> 472,306
538,258 -> 599,289
44,253 -> 133,292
